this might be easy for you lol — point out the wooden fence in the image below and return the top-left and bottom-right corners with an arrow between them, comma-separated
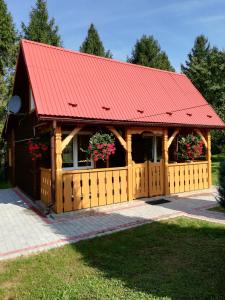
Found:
40,168 -> 51,205
132,160 -> 164,199
40,160 -> 209,212
62,167 -> 128,212
167,161 -> 209,194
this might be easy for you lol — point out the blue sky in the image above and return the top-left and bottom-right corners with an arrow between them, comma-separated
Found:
6,0 -> 225,71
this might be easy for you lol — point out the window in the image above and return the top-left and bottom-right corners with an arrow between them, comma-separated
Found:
29,88 -> 35,112
62,132 -> 93,169
132,134 -> 162,163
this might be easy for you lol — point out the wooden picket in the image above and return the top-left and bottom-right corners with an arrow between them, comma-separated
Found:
148,160 -> 164,197
62,167 -> 128,212
132,162 -> 148,198
168,161 -> 208,194
40,168 -> 51,204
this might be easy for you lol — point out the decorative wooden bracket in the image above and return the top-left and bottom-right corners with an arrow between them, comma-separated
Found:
194,129 -> 208,148
106,126 -> 127,151
168,129 -> 179,149
61,126 -> 83,151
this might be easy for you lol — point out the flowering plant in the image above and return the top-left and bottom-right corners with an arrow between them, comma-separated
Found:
81,132 -> 116,162
177,134 -> 204,161
27,140 -> 49,161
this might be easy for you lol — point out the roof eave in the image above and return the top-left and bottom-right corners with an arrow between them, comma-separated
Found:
37,115 -> 225,129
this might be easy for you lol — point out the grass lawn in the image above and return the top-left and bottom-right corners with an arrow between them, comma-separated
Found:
212,154 -> 225,186
0,180 -> 11,189
209,206 -> 225,214
0,217 -> 225,300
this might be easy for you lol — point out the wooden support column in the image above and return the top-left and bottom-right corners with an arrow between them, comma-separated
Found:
126,130 -> 133,201
55,124 -> 63,213
207,130 -> 212,188
163,129 -> 169,195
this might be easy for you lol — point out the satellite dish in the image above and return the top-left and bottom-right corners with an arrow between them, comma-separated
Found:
7,95 -> 22,114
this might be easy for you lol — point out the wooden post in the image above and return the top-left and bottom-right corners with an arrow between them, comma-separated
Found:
126,130 -> 133,201
163,129 -> 169,195
207,130 -> 212,188
55,124 -> 63,213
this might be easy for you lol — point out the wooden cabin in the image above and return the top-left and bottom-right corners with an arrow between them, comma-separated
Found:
4,39 -> 225,213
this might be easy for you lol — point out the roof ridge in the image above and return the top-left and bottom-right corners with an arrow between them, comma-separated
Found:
21,39 -> 184,77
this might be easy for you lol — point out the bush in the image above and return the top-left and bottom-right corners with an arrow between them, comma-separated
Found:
216,162 -> 225,208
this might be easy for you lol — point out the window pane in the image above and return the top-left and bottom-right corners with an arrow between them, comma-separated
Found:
77,135 -> 92,167
62,135 -> 73,168
156,136 -> 162,161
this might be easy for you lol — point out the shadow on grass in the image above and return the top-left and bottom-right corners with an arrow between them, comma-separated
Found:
70,217 -> 225,299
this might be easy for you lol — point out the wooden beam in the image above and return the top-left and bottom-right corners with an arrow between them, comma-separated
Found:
168,129 -> 179,148
163,129 -> 169,195
207,131 -> 212,188
61,126 -> 83,151
194,129 -> 207,148
55,124 -> 63,213
106,126 -> 127,151
126,129 -> 133,201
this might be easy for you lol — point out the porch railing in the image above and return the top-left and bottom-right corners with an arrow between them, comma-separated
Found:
40,160 -> 210,212
40,168 -> 51,204
168,161 -> 209,194
62,166 -> 128,212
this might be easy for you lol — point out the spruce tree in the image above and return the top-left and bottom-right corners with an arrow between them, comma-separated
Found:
181,35 -> 210,97
0,0 -> 18,125
0,0 -> 18,76
127,35 -> 174,71
181,36 -> 225,153
80,24 -> 112,58
21,0 -> 61,46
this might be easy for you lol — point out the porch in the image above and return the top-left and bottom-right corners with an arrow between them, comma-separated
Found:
39,125 -> 211,213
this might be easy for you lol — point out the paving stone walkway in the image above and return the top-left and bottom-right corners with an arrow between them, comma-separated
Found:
0,187 -> 224,260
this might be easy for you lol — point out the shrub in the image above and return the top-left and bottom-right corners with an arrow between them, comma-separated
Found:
216,162 -> 225,208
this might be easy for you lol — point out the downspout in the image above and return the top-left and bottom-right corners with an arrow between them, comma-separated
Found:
50,120 -> 56,212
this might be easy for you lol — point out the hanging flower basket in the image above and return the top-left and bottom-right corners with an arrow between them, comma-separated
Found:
177,134 -> 204,162
27,140 -> 49,161
81,132 -> 116,162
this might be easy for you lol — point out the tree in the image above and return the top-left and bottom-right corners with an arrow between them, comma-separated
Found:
0,0 -> 18,176
182,36 -> 225,153
0,0 -> 18,77
127,35 -> 174,71
80,24 -> 112,58
21,0 -> 61,46
181,35 -> 210,98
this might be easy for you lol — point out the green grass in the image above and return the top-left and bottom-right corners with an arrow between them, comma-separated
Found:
209,206 -> 225,214
0,217 -> 225,300
0,180 -> 11,189
212,154 -> 225,186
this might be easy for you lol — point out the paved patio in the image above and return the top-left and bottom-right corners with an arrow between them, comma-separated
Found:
0,187 -> 225,260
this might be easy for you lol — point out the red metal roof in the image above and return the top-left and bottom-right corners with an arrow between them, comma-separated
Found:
20,39 -> 224,128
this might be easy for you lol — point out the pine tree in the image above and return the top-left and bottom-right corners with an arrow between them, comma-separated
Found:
181,35 -> 210,97
0,0 -> 18,123
0,0 -> 18,76
80,24 -> 112,58
181,36 -> 225,153
21,0 -> 61,46
127,35 -> 174,71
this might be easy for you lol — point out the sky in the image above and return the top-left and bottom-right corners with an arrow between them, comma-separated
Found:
6,0 -> 225,71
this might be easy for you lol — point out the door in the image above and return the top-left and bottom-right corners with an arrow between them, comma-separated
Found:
132,134 -> 164,198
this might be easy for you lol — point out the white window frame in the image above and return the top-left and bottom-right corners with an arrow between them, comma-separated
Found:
62,131 -> 94,170
143,135 -> 162,163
